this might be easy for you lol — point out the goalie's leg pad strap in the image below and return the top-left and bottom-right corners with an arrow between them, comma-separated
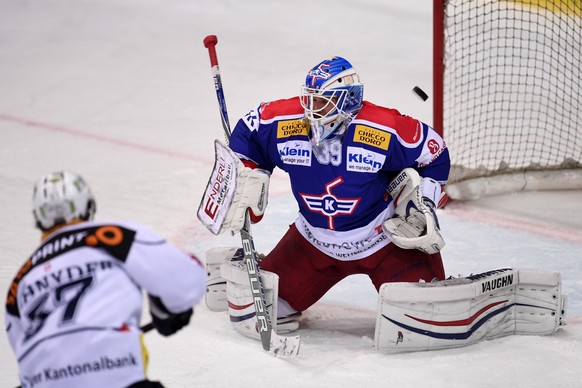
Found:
221,260 -> 279,341
374,268 -> 565,353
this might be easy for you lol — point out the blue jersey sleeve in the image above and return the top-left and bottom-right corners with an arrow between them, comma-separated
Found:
229,105 -> 277,172
354,103 -> 450,185
389,120 -> 450,184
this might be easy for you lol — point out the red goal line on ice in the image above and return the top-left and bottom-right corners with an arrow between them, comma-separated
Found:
444,201 -> 582,244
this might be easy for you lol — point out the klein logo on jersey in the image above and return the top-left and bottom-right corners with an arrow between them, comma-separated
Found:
277,119 -> 309,138
346,146 -> 386,173
353,125 -> 391,150
308,63 -> 332,86
299,177 -> 360,230
277,140 -> 312,166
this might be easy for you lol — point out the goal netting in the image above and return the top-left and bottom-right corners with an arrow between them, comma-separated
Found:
435,0 -> 582,199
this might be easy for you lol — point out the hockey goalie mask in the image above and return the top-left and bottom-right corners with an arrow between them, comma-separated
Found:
300,56 -> 363,146
33,171 -> 96,231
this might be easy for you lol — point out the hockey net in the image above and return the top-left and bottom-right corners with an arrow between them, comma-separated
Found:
434,0 -> 582,199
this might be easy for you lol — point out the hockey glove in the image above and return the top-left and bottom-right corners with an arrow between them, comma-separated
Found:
223,164 -> 270,230
382,168 -> 445,254
148,295 -> 193,336
198,140 -> 269,235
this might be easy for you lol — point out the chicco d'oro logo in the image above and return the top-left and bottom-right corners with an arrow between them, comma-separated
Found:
277,119 -> 309,138
353,125 -> 391,150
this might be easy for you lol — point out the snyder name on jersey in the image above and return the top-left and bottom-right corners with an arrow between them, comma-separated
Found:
229,97 -> 449,260
5,220 -> 206,388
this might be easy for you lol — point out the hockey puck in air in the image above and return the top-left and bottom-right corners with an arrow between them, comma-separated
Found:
412,86 -> 429,101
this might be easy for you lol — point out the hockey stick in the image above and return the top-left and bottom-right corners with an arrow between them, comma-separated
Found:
140,322 -> 154,333
203,35 -> 300,358
203,35 -> 232,142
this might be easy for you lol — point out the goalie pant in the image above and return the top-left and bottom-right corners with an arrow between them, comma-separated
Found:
4,220 -> 207,388
240,223 -> 443,315
206,239 -> 443,341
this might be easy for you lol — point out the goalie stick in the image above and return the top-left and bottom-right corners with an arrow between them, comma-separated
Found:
203,35 -> 232,142
141,322 -> 154,333
203,34 -> 300,358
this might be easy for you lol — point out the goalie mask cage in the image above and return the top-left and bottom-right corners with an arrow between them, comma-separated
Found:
433,0 -> 582,199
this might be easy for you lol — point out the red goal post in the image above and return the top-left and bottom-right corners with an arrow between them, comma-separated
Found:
433,0 -> 582,200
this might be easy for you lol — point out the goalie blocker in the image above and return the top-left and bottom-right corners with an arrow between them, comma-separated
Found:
375,268 -> 567,353
197,140 -> 269,235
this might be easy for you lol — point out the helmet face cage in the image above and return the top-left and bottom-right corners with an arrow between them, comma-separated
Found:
300,56 -> 363,145
33,171 -> 96,231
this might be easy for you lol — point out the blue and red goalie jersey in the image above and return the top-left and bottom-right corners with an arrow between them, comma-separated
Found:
229,97 -> 449,247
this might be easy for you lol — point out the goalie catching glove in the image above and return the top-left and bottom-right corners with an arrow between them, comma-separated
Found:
382,168 -> 445,254
198,140 -> 270,235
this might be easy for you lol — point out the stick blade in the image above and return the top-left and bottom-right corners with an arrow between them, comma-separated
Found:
268,331 -> 301,358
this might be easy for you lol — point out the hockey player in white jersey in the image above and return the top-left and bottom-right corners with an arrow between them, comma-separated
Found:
5,171 -> 206,388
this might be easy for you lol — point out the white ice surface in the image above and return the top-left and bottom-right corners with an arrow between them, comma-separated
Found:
1,1 -> 581,387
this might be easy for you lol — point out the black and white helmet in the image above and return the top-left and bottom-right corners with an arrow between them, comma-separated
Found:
32,171 -> 96,231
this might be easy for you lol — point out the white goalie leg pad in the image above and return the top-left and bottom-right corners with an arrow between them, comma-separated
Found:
374,268 -> 565,353
205,247 -> 241,312
221,259 -> 279,341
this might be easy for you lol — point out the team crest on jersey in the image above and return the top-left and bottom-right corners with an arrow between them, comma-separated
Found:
346,146 -> 386,173
353,125 -> 391,150
299,177 -> 360,230
277,140 -> 312,166
277,119 -> 309,138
